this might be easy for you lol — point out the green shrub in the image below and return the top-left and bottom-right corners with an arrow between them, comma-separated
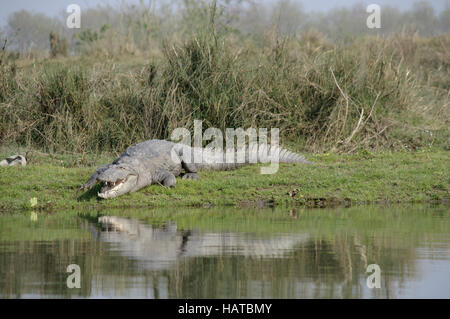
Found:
0,31 -> 448,154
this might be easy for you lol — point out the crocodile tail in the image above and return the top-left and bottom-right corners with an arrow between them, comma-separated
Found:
193,145 -> 313,171
244,143 -> 314,164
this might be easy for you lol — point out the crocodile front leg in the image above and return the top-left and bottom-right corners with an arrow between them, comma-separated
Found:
153,170 -> 177,188
181,161 -> 199,180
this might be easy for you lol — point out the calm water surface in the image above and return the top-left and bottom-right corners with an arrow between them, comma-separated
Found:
0,205 -> 449,298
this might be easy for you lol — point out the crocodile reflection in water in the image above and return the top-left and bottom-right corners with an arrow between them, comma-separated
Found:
93,216 -> 309,270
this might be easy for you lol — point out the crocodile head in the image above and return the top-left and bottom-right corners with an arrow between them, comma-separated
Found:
97,164 -> 139,199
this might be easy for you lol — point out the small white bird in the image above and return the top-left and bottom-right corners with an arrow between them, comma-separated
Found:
0,155 -> 27,167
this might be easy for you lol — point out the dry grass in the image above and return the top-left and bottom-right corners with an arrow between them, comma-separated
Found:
0,30 -> 448,154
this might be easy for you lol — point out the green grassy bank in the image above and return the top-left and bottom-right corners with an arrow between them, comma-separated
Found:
0,147 -> 448,211
1,19 -> 448,211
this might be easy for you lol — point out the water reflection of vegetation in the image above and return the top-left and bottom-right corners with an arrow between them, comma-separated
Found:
0,205 -> 448,298
158,205 -> 442,298
0,213 -> 91,241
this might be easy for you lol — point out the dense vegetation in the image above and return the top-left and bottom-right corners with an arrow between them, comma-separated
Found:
2,1 -> 449,55
0,7 -> 448,154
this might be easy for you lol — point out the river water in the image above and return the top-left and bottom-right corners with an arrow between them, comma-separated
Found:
0,205 -> 449,298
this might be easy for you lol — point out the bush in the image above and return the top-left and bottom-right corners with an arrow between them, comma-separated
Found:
49,32 -> 68,58
0,31 -> 448,154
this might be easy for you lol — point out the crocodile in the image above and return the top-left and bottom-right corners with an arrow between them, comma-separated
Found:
81,139 -> 312,199
93,216 -> 309,267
